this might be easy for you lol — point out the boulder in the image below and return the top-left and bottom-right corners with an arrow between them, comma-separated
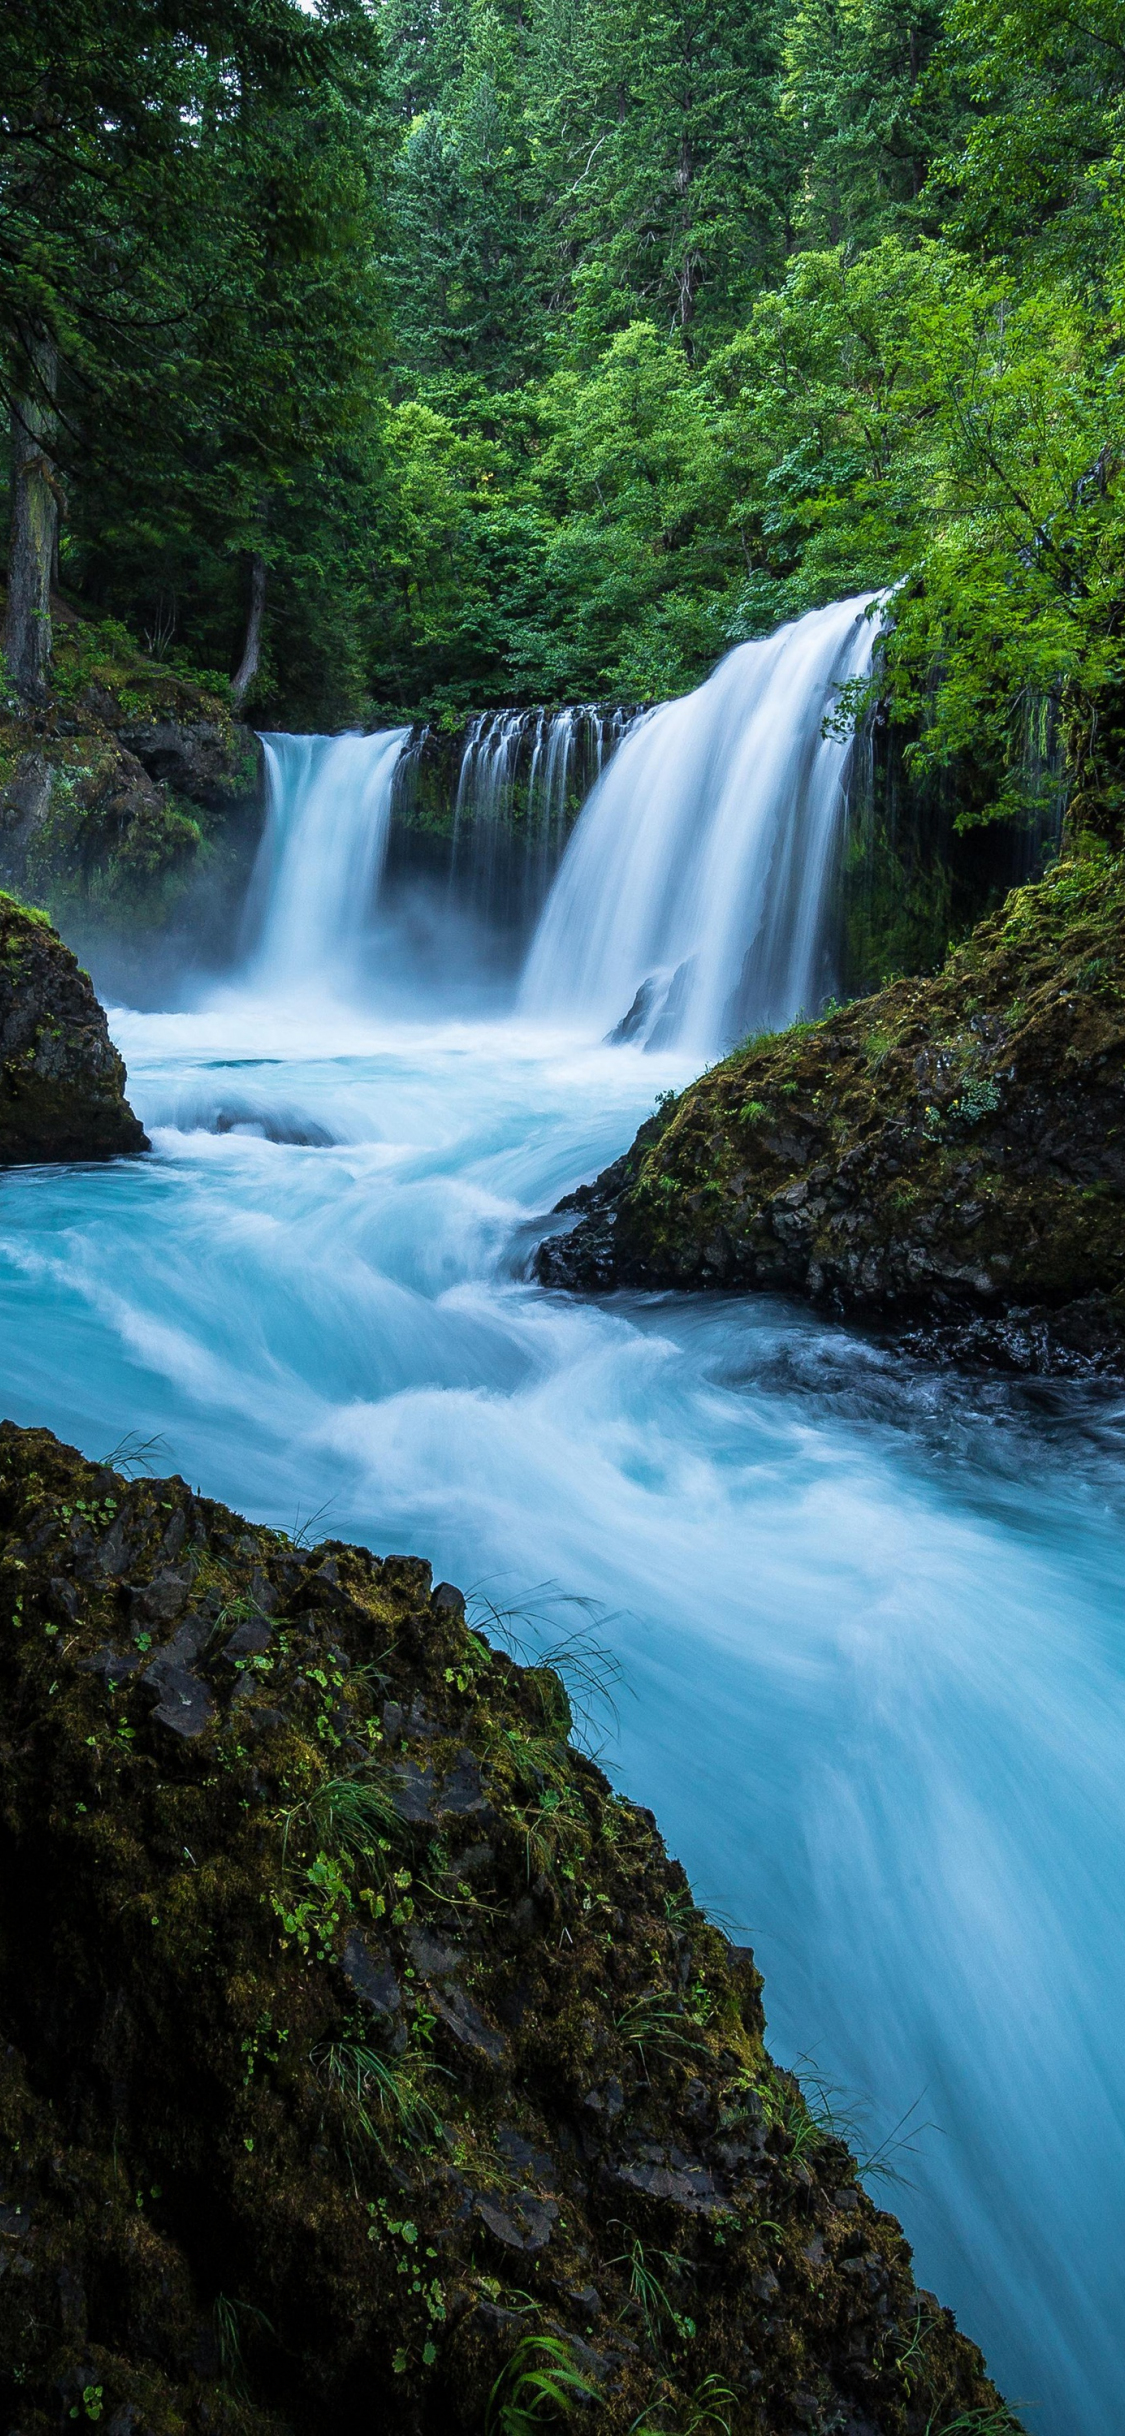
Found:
0,893 -> 147,1162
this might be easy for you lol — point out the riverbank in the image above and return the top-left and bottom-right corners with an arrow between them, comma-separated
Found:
0,1419 -> 1013,2435
536,849 -> 1125,1377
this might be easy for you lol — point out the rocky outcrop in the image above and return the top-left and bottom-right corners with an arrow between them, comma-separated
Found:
0,894 -> 147,1162
536,853 -> 1125,1376
0,614 -> 262,958
0,1421 -> 1013,2435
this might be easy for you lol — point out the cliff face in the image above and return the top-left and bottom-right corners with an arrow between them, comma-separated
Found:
537,852 -> 1125,1375
0,895 -> 147,1162
0,611 -> 261,964
0,1422 -> 1012,2436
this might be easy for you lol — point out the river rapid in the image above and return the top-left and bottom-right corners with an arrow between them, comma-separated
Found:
2,987 -> 1124,2433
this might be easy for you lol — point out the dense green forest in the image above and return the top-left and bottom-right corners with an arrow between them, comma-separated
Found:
3,0 -> 1125,843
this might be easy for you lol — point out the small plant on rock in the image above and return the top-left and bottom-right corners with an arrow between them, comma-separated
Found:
616,1989 -> 707,2075
314,2032 -> 441,2158
485,2333 -> 599,2433
609,2226 -> 695,2351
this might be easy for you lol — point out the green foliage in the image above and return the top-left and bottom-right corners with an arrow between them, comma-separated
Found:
631,2374 -> 737,2434
486,2333 -> 600,2434
609,2227 -> 696,2351
313,2032 -> 441,2152
5,0 -> 1125,857
1,0 -> 387,720
615,1989 -> 707,2073
302,1769 -> 401,1861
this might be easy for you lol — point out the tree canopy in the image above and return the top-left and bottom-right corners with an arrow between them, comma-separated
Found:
2,0 -> 1124,830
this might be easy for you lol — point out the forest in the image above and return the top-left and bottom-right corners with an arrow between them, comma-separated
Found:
4,0 -> 1125,857
5,11 -> 1125,2435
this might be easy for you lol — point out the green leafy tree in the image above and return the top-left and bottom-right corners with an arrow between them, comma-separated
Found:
1,0 -> 386,707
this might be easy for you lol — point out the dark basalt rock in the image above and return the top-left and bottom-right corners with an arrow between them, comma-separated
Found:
115,718 -> 249,809
0,893 -> 148,1163
0,1421 -> 1016,2435
536,853 -> 1125,1378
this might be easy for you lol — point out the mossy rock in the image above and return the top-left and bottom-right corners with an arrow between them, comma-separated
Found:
538,852 -> 1125,1376
0,894 -> 147,1162
0,1423 -> 1013,2434
0,607 -> 262,945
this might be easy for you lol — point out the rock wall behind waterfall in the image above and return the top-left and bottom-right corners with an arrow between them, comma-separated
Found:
384,705 -> 635,943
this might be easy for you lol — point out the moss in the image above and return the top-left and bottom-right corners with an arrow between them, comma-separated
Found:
0,605 -> 260,945
539,852 -> 1125,1373
0,1422 -> 1013,2435
0,886 -> 50,925
47,607 -> 234,731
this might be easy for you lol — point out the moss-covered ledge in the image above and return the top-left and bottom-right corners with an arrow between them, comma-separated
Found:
0,606 -> 262,951
536,852 -> 1125,1376
0,1422 -> 1013,2435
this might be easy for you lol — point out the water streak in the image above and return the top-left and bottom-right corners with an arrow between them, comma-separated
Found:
2,1004 -> 1122,2436
252,728 -> 409,989
5,637 -> 1122,2430
400,704 -> 634,940
522,596 -> 879,1051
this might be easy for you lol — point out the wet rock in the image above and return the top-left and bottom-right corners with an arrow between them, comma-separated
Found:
128,1567 -> 192,1627
533,853 -> 1125,1377
0,896 -> 148,1164
430,1984 -> 508,2069
581,2078 -> 624,2123
496,2126 -> 556,2187
0,1420 -> 1014,2436
389,1757 -> 437,1822
78,1643 -> 143,1689
222,1615 -> 274,1660
341,1931 -> 404,2045
602,2145 -> 722,2212
438,1751 -> 489,1817
115,719 -> 246,808
96,1513 -> 136,1577
475,2188 -> 559,2253
141,1616 -> 214,1739
406,1923 -> 463,1978
146,1665 -> 214,1740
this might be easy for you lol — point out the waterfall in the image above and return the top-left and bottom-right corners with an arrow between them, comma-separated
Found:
246,601 -> 876,1021
251,729 -> 409,988
520,596 -> 881,1053
390,706 -> 634,944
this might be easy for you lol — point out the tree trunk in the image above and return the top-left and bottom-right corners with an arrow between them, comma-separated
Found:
3,331 -> 60,702
231,553 -> 266,708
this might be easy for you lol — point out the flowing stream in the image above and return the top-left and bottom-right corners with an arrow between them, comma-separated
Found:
2,608 -> 1123,2432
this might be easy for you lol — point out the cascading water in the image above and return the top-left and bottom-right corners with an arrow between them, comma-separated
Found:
521,595 -> 880,1052
10,606 -> 1122,2433
251,728 -> 408,989
388,704 -> 634,947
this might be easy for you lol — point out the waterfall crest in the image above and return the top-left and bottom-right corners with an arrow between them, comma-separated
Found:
520,596 -> 880,1053
251,729 -> 408,989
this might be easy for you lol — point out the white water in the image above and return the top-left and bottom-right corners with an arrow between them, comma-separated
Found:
3,623 -> 1123,2431
252,728 -> 409,988
522,595 -> 878,1051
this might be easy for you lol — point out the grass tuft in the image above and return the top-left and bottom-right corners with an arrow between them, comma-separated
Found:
486,2333 -> 599,2433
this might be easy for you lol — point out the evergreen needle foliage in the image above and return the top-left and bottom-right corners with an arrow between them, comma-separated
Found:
6,0 -> 1125,835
